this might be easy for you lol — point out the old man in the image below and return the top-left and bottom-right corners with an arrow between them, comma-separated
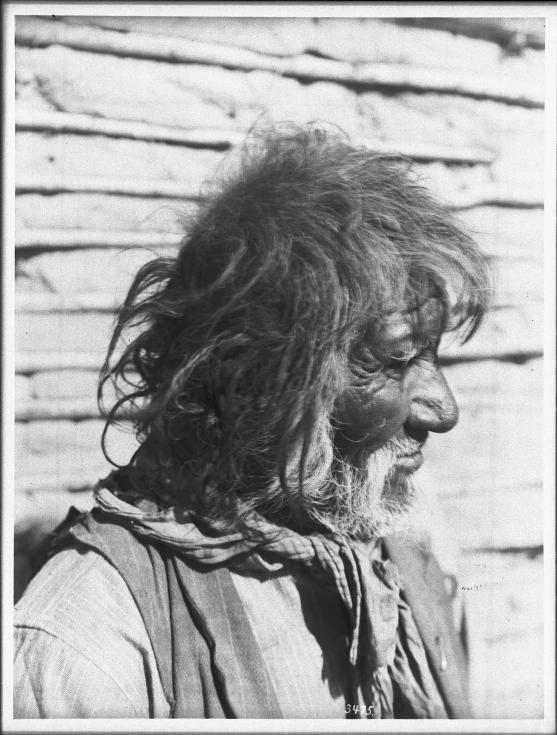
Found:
14,126 -> 490,719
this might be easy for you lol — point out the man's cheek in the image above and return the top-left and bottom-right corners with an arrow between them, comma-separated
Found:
361,408 -> 408,447
333,390 -> 407,448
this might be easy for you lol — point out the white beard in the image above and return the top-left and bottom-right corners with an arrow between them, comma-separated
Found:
262,422 -> 428,541
323,435 -> 424,539
288,421 -> 427,539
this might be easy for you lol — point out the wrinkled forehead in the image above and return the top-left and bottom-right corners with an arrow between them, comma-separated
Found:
371,297 -> 446,347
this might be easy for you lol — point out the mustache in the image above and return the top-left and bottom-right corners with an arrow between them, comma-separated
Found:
349,434 -> 424,468
389,434 -> 425,458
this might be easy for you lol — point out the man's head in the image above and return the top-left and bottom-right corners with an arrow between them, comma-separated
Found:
101,125 -> 490,539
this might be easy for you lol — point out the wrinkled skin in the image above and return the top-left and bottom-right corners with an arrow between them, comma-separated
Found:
334,299 -> 459,470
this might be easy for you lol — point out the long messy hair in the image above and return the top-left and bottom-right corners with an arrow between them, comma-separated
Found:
99,124 -> 491,534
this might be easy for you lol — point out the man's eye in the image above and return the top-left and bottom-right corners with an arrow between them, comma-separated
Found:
387,338 -> 435,367
388,342 -> 421,364
389,352 -> 414,364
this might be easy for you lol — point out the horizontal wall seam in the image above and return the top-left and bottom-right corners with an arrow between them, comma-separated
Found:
15,110 -> 496,164
14,184 -> 545,208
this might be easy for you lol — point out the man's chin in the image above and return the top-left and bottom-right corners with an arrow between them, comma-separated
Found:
350,464 -> 423,540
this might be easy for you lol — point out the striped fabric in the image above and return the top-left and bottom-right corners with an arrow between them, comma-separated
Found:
14,546 -> 351,718
14,479 -> 464,719
89,484 -> 447,718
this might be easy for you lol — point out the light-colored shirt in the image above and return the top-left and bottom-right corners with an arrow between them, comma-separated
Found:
14,546 -> 352,718
14,487 -> 465,720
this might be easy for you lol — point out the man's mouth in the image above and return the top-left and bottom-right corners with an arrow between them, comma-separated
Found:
394,449 -> 424,473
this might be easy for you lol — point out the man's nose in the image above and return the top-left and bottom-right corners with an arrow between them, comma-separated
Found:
406,365 -> 459,433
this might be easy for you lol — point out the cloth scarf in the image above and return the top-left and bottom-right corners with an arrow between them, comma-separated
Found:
94,471 -> 446,719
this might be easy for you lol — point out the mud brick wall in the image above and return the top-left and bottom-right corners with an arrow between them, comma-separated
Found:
14,16 -> 545,718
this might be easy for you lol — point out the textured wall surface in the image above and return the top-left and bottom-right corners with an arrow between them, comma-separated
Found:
14,15 -> 545,719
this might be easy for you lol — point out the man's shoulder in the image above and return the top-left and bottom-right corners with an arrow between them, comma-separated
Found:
15,546 -> 145,644
14,547 -> 169,718
14,544 -> 163,678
